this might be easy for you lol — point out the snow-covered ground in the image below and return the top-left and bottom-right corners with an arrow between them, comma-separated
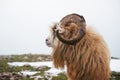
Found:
110,59 -> 120,72
45,68 -> 65,76
8,61 -> 64,76
8,59 -> 120,76
20,70 -> 39,76
8,61 -> 53,68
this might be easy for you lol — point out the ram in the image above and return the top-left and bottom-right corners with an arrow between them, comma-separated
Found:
46,13 -> 111,80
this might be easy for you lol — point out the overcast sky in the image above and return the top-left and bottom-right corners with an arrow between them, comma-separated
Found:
0,0 -> 120,57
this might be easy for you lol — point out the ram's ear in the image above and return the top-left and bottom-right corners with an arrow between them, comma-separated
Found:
49,22 -> 58,33
56,13 -> 86,45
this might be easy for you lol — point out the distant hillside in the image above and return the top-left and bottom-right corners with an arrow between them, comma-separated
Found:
111,57 -> 120,59
0,54 -> 52,62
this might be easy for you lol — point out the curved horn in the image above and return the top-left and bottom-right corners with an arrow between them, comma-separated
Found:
56,29 -> 86,45
55,13 -> 86,45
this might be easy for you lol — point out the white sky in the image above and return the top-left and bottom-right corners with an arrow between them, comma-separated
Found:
0,0 -> 120,57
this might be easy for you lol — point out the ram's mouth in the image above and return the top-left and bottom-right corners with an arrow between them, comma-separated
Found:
45,39 -> 52,47
46,42 -> 52,47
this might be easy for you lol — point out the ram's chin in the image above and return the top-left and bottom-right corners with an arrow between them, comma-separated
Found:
45,42 -> 51,47
47,44 -> 52,47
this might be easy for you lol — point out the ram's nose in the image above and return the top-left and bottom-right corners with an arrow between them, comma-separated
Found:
45,38 -> 49,42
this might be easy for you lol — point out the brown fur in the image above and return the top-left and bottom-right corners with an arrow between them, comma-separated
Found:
52,27 -> 110,80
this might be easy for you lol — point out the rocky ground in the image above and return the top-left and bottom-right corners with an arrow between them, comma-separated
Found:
111,71 -> 120,80
0,54 -> 120,80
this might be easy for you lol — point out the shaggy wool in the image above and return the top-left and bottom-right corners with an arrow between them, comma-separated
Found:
52,27 -> 111,80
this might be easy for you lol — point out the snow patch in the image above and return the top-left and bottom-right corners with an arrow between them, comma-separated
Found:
110,59 -> 120,72
8,61 -> 53,68
45,68 -> 65,76
21,70 -> 38,76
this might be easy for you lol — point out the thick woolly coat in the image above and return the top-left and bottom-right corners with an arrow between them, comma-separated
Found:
52,27 -> 111,80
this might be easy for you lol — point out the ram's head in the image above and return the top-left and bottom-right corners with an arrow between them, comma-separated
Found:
46,13 -> 86,47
